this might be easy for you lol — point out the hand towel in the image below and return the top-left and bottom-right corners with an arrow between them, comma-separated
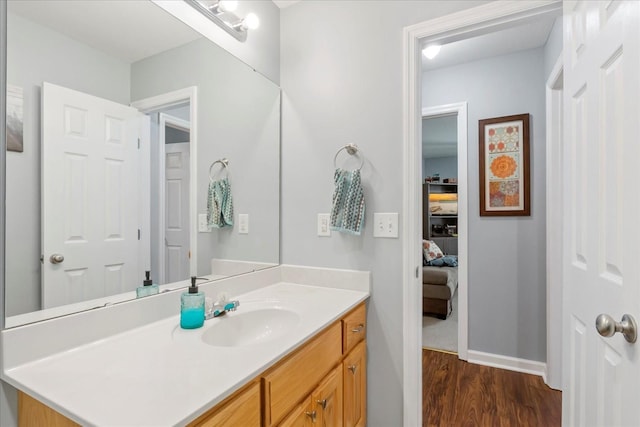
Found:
330,168 -> 365,235
207,177 -> 234,229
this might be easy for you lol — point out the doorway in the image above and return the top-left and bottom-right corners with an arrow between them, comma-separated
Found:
402,2 -> 563,425
131,87 -> 198,286
421,108 -> 467,357
158,110 -> 191,285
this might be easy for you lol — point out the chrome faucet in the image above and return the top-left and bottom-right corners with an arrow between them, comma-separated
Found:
205,294 -> 240,320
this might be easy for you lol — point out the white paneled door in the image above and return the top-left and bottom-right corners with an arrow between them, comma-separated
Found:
563,1 -> 640,425
42,82 -> 149,308
164,142 -> 190,284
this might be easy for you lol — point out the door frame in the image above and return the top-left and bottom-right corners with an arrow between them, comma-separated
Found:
421,103 -> 468,360
158,113 -> 191,285
545,55 -> 563,390
131,87 -> 198,280
401,1 -> 563,425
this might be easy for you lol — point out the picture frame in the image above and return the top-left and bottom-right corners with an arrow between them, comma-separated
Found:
479,113 -> 530,216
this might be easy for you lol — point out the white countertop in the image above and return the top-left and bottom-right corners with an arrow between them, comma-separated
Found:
3,282 -> 368,426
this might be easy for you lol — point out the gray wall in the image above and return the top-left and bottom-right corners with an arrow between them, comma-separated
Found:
423,156 -> 457,181
131,37 -> 280,276
423,47 -> 547,361
5,13 -> 131,317
280,1 -> 491,425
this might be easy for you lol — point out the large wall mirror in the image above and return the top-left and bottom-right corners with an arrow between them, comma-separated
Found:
4,0 -> 280,327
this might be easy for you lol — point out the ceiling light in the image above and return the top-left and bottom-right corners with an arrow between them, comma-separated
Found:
218,1 -> 237,12
184,0 -> 259,42
423,45 -> 441,60
234,13 -> 260,31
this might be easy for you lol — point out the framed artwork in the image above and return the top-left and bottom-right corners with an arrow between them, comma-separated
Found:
479,113 -> 530,216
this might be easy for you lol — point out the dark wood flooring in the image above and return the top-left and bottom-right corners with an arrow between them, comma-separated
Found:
422,349 -> 562,427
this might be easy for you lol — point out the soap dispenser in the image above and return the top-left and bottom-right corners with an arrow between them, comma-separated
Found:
180,276 -> 205,329
136,271 -> 159,298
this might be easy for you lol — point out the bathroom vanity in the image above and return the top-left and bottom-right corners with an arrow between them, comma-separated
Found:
2,267 -> 369,426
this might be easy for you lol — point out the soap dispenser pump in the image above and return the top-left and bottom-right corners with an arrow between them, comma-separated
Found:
180,276 -> 205,329
136,271 -> 159,298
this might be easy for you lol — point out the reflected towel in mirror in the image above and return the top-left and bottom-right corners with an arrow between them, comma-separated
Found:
208,177 -> 234,228
330,168 -> 365,235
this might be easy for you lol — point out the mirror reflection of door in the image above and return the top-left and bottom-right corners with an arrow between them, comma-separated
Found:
42,82 -> 150,309
158,112 -> 191,285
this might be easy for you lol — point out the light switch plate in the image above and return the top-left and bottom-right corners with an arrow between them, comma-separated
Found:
317,213 -> 331,237
373,212 -> 399,238
238,214 -> 249,234
198,214 -> 210,233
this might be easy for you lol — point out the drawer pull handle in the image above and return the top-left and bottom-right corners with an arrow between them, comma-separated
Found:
317,399 -> 327,409
305,410 -> 317,422
351,324 -> 365,333
348,364 -> 358,374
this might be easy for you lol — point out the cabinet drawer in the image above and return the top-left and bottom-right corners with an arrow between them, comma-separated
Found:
263,322 -> 342,426
189,381 -> 261,427
342,303 -> 366,354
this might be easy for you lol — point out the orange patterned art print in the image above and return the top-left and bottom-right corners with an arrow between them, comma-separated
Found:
479,114 -> 530,216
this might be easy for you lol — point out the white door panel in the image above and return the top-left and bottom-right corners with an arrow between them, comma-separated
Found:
563,1 -> 640,425
42,82 -> 148,308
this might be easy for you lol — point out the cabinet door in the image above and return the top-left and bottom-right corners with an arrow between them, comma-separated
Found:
190,382 -> 261,427
279,396 -> 315,427
343,341 -> 366,427
313,365 -> 343,427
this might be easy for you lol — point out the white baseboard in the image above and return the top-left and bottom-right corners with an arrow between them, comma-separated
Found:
467,350 -> 546,378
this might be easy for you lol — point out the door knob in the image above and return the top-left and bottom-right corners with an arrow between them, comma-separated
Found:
595,313 -> 637,343
49,254 -> 65,264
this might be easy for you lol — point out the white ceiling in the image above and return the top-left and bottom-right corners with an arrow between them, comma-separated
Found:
422,15 -> 557,71
272,0 -> 301,8
422,14 -> 559,158
8,0 -> 202,63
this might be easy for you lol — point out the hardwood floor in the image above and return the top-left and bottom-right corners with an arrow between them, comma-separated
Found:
422,349 -> 562,426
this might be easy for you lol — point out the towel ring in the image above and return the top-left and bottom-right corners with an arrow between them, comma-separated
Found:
333,143 -> 364,170
209,158 -> 229,181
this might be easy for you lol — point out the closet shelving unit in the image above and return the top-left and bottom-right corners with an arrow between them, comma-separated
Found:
422,182 -> 458,255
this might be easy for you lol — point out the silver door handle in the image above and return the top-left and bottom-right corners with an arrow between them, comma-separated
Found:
49,254 -> 65,264
595,313 -> 637,343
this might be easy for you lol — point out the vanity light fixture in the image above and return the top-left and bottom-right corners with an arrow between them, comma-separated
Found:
422,44 -> 441,60
184,0 -> 259,42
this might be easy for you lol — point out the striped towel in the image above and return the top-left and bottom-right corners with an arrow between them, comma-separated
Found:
207,177 -> 234,229
330,168 -> 365,235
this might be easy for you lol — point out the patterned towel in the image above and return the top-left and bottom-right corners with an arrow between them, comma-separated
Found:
330,168 -> 365,235
207,177 -> 234,229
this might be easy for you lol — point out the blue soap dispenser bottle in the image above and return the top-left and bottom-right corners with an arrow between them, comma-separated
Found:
180,276 -> 205,329
136,271 -> 159,298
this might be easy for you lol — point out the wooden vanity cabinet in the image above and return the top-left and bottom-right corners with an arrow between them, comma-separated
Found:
343,341 -> 366,427
188,380 -> 261,427
17,303 -> 367,427
279,364 -> 343,427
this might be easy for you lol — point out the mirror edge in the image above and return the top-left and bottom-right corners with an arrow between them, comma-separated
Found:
1,0 -> 7,330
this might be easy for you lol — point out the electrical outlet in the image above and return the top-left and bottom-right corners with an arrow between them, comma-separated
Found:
198,214 -> 210,232
238,214 -> 249,234
373,213 -> 399,238
317,213 -> 331,237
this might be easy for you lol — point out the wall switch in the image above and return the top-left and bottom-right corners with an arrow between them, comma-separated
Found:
198,214 -> 210,233
238,214 -> 249,234
373,213 -> 399,238
317,213 -> 331,237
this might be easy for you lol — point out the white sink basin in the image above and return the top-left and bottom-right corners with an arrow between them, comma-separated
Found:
201,308 -> 300,347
